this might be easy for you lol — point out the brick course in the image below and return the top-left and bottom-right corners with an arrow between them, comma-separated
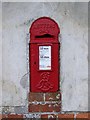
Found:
41,114 -> 74,120
45,92 -> 61,101
2,114 -> 24,120
28,92 -> 44,102
1,113 -> 90,119
57,114 -> 74,120
76,113 -> 89,120
28,91 -> 61,112
29,103 -> 61,112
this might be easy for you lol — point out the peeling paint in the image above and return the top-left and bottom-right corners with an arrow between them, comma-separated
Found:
56,94 -> 60,100
49,97 -> 53,100
48,104 -> 52,107
20,72 -> 29,89
16,18 -> 35,28
2,107 -> 11,114
48,114 -> 54,119
14,106 -> 28,114
25,113 -> 40,119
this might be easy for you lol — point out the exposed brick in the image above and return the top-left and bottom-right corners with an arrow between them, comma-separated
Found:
1,113 -> 90,120
41,114 -> 56,120
45,92 -> 61,101
76,113 -> 89,119
41,114 -> 48,119
0,114 -> 2,120
57,114 -> 74,120
28,92 -> 44,102
2,114 -> 24,120
28,104 -> 41,112
28,103 -> 61,112
89,113 -> 90,119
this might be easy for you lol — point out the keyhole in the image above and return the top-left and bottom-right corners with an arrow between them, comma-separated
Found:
34,62 -> 36,64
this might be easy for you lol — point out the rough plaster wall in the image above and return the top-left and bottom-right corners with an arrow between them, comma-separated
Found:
2,2 -> 88,112
1,0 -> 89,3
89,2 -> 90,111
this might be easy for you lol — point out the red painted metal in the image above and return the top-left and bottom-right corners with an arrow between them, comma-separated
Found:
29,17 -> 60,92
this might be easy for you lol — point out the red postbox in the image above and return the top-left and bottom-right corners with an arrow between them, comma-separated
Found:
29,17 -> 60,92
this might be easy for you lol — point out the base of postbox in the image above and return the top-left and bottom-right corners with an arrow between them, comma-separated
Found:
28,91 -> 61,113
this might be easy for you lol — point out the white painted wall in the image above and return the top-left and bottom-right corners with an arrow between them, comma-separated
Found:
2,2 -> 88,111
0,2 -> 2,114
2,0 -> 89,3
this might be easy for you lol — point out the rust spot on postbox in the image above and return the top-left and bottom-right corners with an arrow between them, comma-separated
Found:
29,17 -> 60,92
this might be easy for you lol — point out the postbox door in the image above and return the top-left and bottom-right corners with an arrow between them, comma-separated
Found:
30,43 -> 59,92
